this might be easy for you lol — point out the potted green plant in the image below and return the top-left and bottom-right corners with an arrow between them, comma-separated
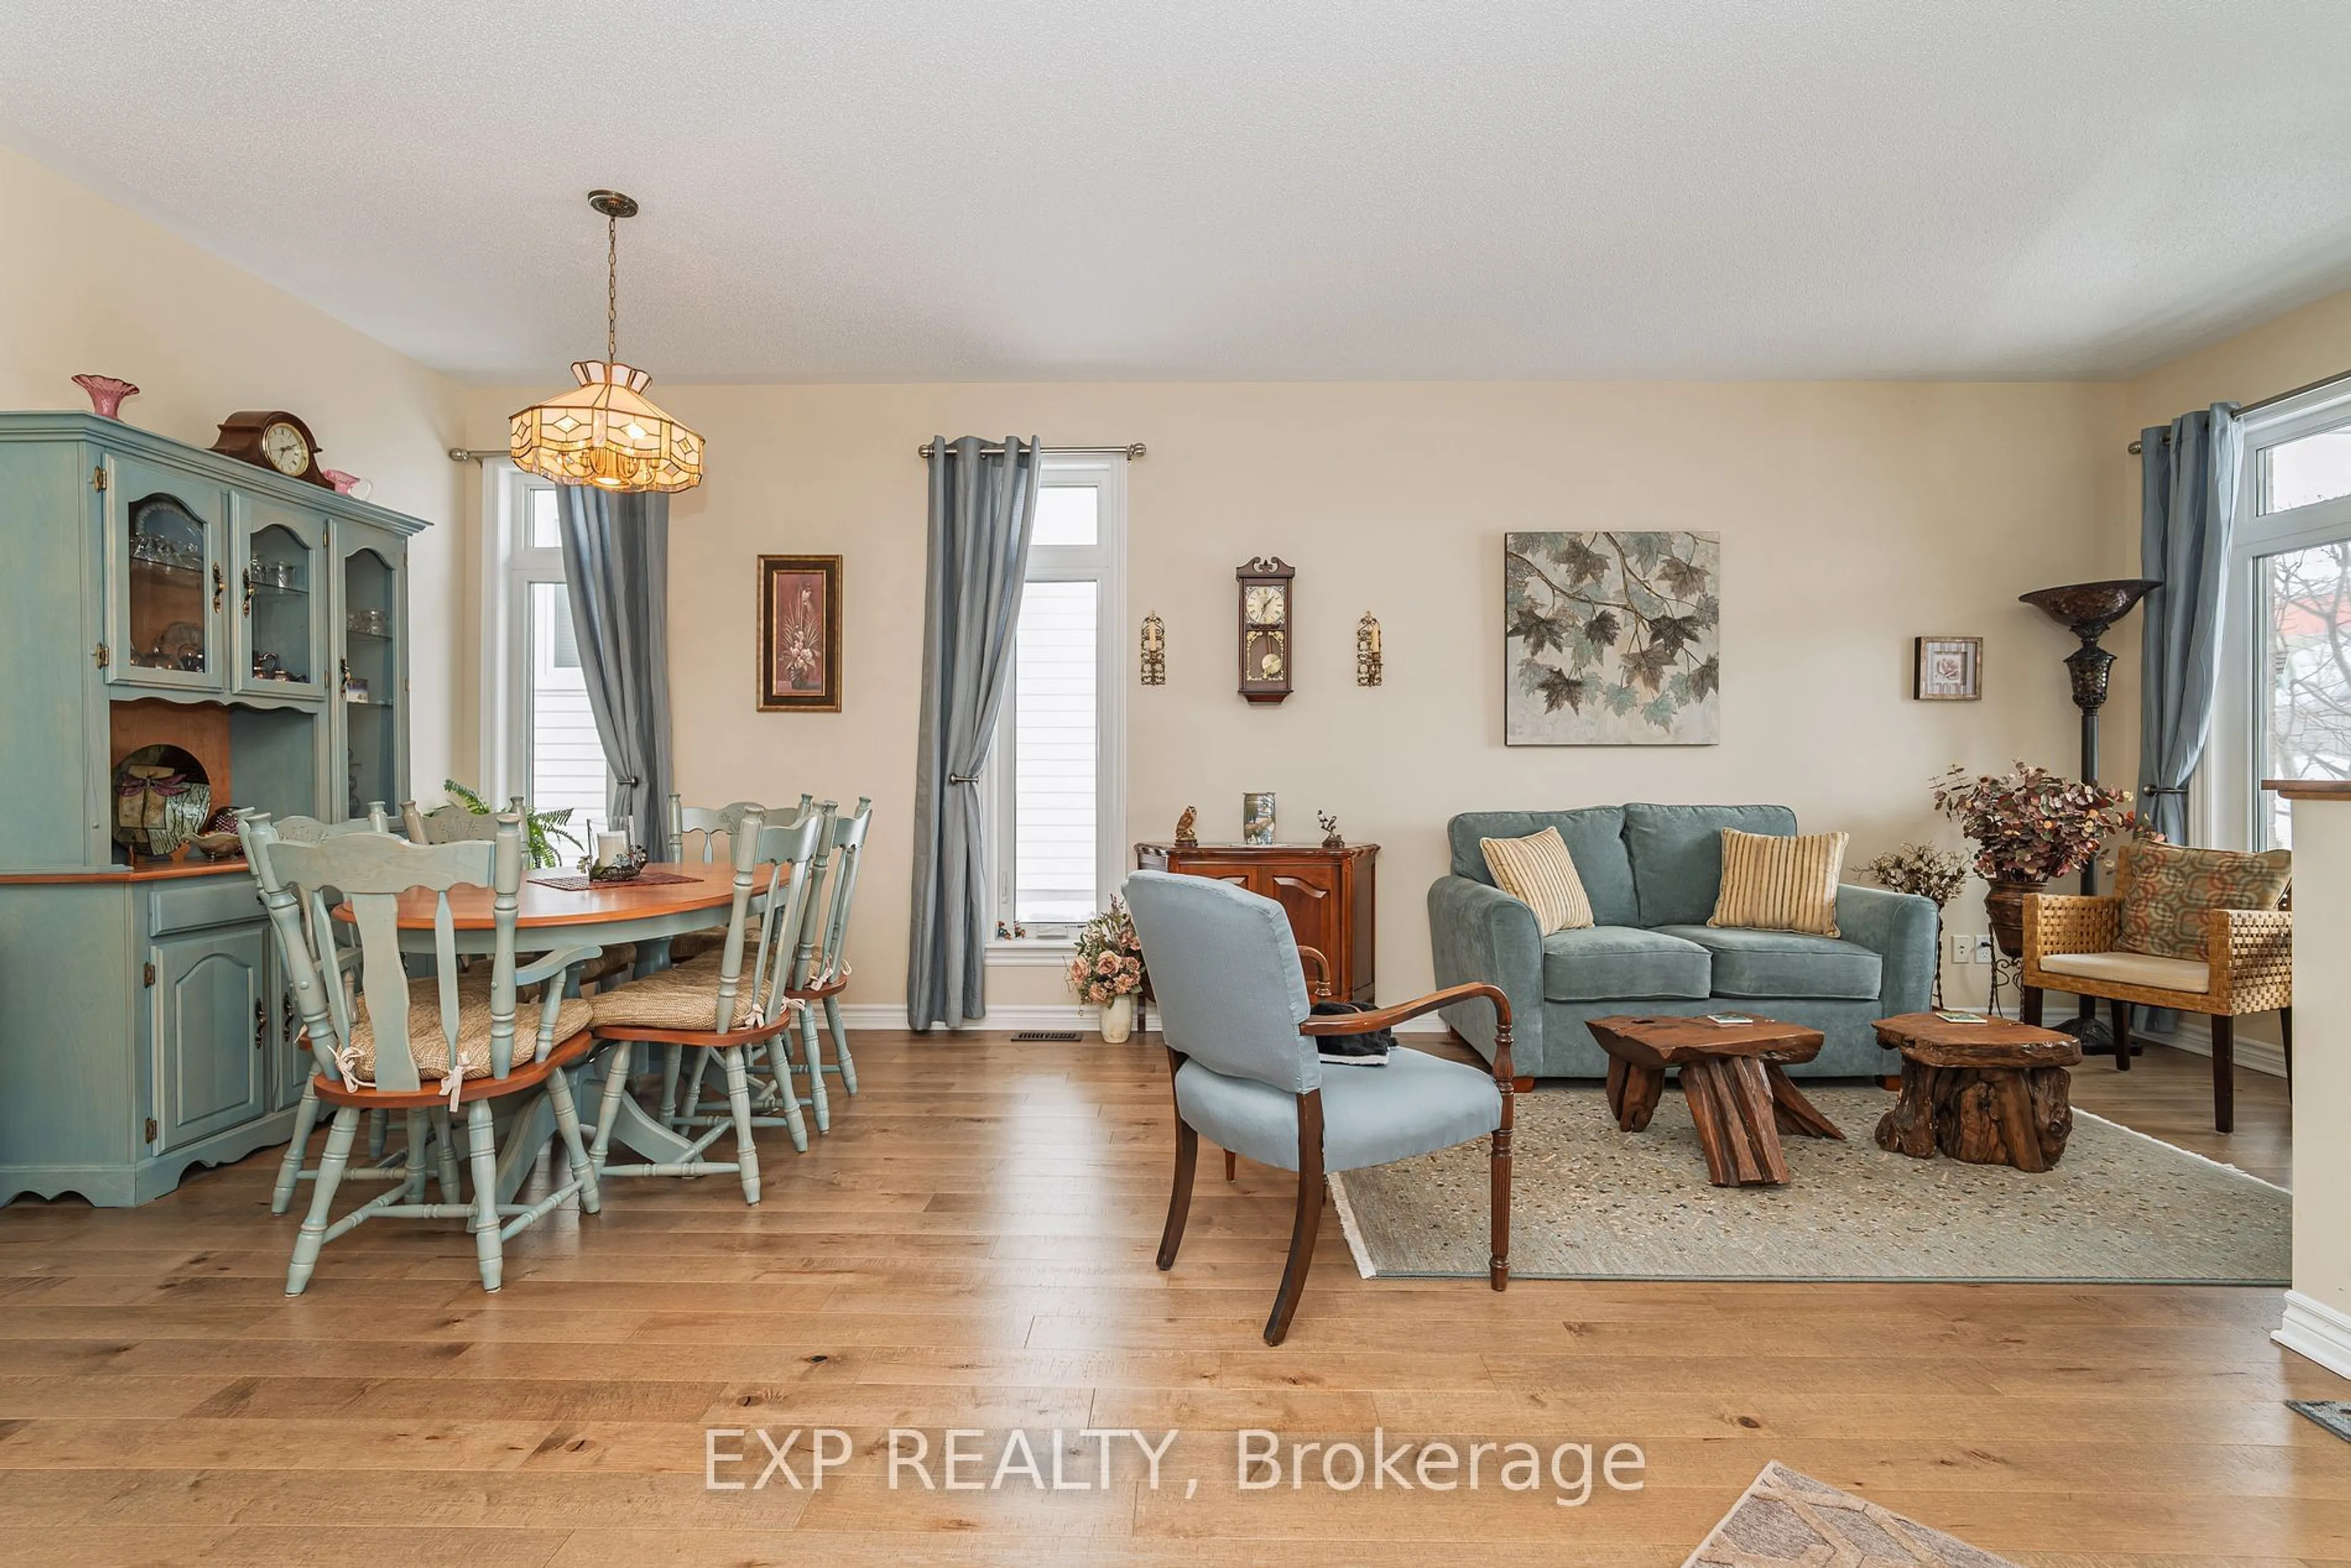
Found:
1930,762 -> 2133,957
441,779 -> 583,870
1068,899 -> 1147,1043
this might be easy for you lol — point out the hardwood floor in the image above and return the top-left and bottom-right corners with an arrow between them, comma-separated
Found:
0,1032 -> 2339,1567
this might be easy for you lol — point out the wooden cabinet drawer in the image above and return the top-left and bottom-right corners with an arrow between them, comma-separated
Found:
148,873 -> 263,936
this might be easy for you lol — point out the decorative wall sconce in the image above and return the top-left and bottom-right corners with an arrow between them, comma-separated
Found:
1139,613 -> 1166,685
1355,613 -> 1383,687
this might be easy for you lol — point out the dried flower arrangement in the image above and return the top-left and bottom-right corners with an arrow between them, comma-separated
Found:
1929,762 -> 2134,885
1863,841 -> 1972,1006
1067,898 -> 1146,1007
1861,842 -> 1970,908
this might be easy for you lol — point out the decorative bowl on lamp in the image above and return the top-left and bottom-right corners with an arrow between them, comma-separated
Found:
1931,762 -> 2133,956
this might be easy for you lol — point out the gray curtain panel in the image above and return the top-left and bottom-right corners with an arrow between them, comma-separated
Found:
906,437 -> 1041,1032
556,486 -> 675,849
2138,403 -> 2242,845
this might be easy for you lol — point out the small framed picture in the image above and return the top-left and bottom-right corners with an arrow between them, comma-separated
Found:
1913,636 -> 1982,701
757,555 -> 842,712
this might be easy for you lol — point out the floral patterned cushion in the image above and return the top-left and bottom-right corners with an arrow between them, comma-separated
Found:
2116,841 -> 2291,961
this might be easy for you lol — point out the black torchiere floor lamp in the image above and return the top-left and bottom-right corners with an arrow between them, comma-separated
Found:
2018,577 -> 2162,1055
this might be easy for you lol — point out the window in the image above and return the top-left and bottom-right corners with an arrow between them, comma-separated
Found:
987,458 -> 1128,945
2215,384 -> 2351,850
480,473 -> 613,835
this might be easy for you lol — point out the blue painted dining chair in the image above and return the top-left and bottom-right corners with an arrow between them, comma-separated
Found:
246,812 -> 606,1295
782,797 -> 871,1128
1123,870 -> 1516,1346
236,806 -> 408,1214
587,806 -> 826,1195
658,791 -> 812,1116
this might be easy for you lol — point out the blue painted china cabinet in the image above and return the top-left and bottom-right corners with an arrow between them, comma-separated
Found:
0,411 -> 426,1206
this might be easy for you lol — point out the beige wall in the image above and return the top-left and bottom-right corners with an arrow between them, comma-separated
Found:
0,144 -> 469,795
465,378 -> 2124,1013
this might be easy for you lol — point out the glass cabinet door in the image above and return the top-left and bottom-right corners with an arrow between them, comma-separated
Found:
232,498 -> 326,701
103,452 -> 228,694
337,539 -> 406,819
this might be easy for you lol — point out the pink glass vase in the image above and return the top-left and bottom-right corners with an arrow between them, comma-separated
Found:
321,469 -> 370,499
72,375 -> 139,418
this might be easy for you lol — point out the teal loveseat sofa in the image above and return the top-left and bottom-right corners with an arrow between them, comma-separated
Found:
1428,804 -> 1937,1079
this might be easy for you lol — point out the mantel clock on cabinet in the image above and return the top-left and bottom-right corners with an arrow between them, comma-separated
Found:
1236,556 -> 1294,703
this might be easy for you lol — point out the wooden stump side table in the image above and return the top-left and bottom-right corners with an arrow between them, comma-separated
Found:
1584,1015 -> 1844,1187
1872,1012 -> 2083,1172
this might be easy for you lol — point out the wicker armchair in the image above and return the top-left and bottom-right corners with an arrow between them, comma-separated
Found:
2020,893 -> 2292,1133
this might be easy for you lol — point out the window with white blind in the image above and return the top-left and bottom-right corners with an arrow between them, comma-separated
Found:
987,457 -> 1128,946
479,473 -> 614,839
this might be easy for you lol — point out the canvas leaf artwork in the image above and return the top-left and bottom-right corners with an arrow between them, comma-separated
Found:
1504,530 -> 1720,745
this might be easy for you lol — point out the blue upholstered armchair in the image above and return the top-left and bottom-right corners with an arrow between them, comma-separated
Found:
1125,871 -> 1515,1345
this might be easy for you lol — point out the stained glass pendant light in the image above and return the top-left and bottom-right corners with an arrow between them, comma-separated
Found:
509,190 -> 704,493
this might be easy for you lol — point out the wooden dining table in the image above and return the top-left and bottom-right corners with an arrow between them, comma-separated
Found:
339,860 -> 784,1201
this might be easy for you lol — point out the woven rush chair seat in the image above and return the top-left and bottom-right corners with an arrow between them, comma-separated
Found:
343,981 -> 593,1090
591,955 -> 776,1033
663,932 -> 725,964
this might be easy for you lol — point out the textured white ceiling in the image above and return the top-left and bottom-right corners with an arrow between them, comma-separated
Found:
4,1 -> 2348,383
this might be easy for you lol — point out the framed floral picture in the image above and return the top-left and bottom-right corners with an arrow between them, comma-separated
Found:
1913,636 -> 1982,701
757,555 -> 842,711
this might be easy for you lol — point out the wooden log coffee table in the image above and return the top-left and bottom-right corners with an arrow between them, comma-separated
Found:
1584,1015 -> 1844,1187
1872,1012 -> 2083,1172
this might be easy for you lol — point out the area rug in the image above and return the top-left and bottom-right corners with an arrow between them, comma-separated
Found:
1682,1462 -> 2020,1567
1329,1086 -> 2288,1283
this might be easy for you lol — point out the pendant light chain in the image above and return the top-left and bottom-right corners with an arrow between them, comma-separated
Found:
606,211 -> 619,364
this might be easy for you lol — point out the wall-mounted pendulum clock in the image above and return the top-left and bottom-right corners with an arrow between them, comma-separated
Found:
1236,556 -> 1294,703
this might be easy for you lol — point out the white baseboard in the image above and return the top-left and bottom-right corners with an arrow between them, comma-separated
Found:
2138,1014 -> 2288,1079
2035,992 -> 2287,1079
2276,1292 -> 2351,1383
835,1002 -> 1451,1036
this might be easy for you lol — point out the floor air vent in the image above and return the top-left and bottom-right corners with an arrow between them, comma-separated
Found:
1011,1030 -> 1083,1041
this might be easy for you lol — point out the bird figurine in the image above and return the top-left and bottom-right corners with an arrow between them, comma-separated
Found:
1174,806 -> 1199,849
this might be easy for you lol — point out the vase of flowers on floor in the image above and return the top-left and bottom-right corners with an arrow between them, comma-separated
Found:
1070,899 -> 1146,1043
1862,841 -> 1970,1007
1930,762 -> 2132,958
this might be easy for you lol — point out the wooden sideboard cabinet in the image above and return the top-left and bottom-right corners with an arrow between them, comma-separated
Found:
1133,842 -> 1378,1002
0,411 -> 427,1206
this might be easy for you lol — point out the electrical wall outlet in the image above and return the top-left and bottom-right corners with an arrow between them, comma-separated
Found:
1949,932 -> 1971,966
1973,934 -> 1995,964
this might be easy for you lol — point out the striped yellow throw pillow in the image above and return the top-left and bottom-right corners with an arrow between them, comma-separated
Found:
1480,827 -> 1594,935
1709,828 -> 1848,937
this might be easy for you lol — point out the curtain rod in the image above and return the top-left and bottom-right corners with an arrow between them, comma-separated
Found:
2126,367 -> 2351,454
917,441 -> 1146,460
